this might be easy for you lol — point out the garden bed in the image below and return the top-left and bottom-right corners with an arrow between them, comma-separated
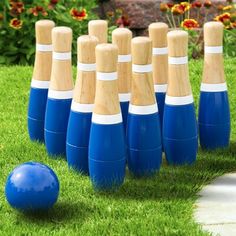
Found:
0,58 -> 236,235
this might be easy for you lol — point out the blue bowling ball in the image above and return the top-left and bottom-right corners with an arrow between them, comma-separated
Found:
5,162 -> 59,211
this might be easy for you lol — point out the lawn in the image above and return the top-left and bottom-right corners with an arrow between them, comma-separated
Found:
0,58 -> 236,236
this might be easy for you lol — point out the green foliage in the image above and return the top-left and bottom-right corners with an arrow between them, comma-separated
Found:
0,59 -> 236,235
223,29 -> 236,58
0,0 -> 98,65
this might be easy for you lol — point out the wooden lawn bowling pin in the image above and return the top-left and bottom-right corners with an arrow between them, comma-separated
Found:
112,28 -> 132,129
199,22 -> 230,149
127,37 -> 162,177
163,30 -> 198,165
88,20 -> 108,43
89,44 -> 126,190
28,20 -> 55,142
66,35 -> 98,174
148,22 -> 168,130
45,27 -> 74,157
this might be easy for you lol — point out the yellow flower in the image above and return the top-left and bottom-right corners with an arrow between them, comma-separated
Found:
9,18 -> 23,29
223,5 -> 233,11
180,2 -> 191,12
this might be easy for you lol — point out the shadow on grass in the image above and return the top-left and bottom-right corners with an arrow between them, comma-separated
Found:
100,141 -> 236,201
16,201 -> 92,225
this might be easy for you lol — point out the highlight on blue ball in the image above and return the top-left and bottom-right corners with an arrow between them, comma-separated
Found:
5,162 -> 59,212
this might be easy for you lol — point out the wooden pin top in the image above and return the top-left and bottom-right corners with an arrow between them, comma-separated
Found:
35,20 -> 55,45
52,26 -> 72,52
167,30 -> 188,57
112,28 -> 132,55
88,20 -> 108,44
149,22 -> 168,48
77,35 -> 98,64
132,37 -> 152,65
96,43 -> 118,72
204,21 -> 223,46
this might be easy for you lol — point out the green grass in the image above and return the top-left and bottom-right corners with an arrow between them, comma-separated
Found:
0,58 -> 236,236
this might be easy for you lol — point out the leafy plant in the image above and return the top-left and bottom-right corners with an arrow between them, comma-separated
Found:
0,0 -> 98,65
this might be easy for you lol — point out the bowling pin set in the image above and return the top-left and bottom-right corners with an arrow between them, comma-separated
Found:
28,19 -> 230,190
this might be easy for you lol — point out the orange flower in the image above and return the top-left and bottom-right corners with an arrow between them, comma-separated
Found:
0,13 -> 3,21
160,3 -> 168,12
217,4 -> 225,11
223,5 -> 233,11
181,19 -> 199,30
9,1 -> 24,16
171,4 -> 184,15
70,8 -> 87,21
29,6 -> 48,16
180,2 -> 191,12
204,0 -> 212,8
9,18 -> 23,29
192,1 -> 202,8
106,11 -> 114,17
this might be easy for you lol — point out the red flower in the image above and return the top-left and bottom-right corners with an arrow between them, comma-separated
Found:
116,15 -> 130,27
167,3 -> 174,9
192,1 -> 202,8
29,6 -> 48,16
48,0 -> 59,10
214,13 -> 231,23
70,8 -> 87,21
9,18 -> 23,29
204,0 -> 212,8
181,19 -> 199,30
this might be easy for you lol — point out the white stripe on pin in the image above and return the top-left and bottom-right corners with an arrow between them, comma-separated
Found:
154,84 -> 167,93
119,93 -> 131,102
129,103 -> 158,115
132,64 -> 152,73
165,94 -> 193,105
48,89 -> 73,99
97,72 -> 117,81
92,113 -> 122,124
77,63 -> 96,72
71,100 -> 94,113
205,46 -> 223,54
201,82 -> 227,92
31,79 -> 50,89
152,47 -> 168,55
53,52 -> 71,60
168,56 -> 188,65
36,44 -> 53,52
118,54 -> 132,63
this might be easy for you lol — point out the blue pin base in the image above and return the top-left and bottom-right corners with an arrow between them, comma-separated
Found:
127,112 -> 162,177
163,137 -> 198,165
89,158 -> 126,191
45,98 -> 71,157
199,91 -> 230,150
163,103 -> 198,165
155,92 -> 166,128
28,87 -> 48,142
66,111 -> 92,174
120,101 -> 129,130
128,147 -> 162,177
199,123 -> 230,150
89,122 -> 126,191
